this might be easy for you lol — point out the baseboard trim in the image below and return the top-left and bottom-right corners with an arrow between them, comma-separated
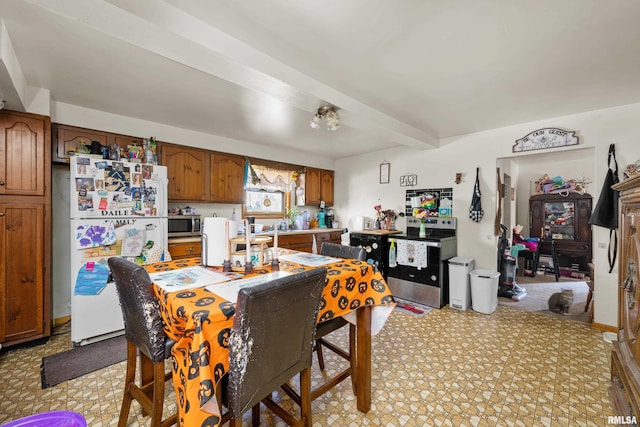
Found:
53,315 -> 71,327
592,322 -> 617,332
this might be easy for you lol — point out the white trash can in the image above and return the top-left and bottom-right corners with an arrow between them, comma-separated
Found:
448,257 -> 475,310
469,269 -> 500,314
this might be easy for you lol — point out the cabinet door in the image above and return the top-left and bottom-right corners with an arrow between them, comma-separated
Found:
168,242 -> 202,259
160,144 -> 209,201
305,168 -> 321,205
0,113 -> 48,196
0,203 -> 45,342
210,152 -> 245,203
53,124 -> 108,164
320,170 -> 334,206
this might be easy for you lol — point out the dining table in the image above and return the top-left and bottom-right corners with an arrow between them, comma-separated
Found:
145,249 -> 395,427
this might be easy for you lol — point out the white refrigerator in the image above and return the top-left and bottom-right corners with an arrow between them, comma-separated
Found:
69,155 -> 168,346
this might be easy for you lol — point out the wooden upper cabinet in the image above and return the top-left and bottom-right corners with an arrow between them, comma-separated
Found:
0,111 -> 49,196
53,124 -> 108,163
320,169 -> 334,207
305,168 -> 322,206
305,168 -> 334,206
52,123 -> 147,164
160,143 -> 209,202
210,152 -> 245,203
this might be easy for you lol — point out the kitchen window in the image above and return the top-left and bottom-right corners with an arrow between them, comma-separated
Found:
244,163 -> 296,219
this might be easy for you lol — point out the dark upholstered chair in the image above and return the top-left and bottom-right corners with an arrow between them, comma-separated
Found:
108,257 -> 177,427
220,267 -> 326,426
312,242 -> 366,399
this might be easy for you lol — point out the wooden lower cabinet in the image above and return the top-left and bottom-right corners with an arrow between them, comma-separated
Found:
272,231 -> 343,253
168,241 -> 202,259
0,202 -> 49,345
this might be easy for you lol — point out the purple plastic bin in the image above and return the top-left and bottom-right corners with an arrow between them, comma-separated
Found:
1,411 -> 86,427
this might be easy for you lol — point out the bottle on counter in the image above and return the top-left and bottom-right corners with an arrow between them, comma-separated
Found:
388,239 -> 397,268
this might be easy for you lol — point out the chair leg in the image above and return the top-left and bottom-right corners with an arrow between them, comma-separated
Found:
585,290 -> 593,312
150,361 -> 166,427
118,342 -> 138,427
251,404 -> 260,426
316,341 -> 326,370
300,368 -> 312,427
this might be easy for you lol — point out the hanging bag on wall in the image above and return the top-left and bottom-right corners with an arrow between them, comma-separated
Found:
589,144 -> 620,273
469,167 -> 484,222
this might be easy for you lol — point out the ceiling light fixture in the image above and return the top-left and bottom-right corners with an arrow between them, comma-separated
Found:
309,106 -> 340,131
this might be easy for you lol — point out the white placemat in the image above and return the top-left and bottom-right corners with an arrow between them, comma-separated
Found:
206,271 -> 292,303
279,252 -> 341,266
150,266 -> 231,292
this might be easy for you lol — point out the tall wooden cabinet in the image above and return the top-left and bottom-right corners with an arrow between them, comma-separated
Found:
0,110 -> 51,347
529,193 -> 592,270
610,174 -> 640,419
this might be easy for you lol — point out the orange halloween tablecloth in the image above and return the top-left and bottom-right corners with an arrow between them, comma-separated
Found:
146,254 -> 394,427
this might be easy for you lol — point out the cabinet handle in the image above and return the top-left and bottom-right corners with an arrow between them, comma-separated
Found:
187,247 -> 194,253
0,212 -> 4,216
0,181 -> 4,186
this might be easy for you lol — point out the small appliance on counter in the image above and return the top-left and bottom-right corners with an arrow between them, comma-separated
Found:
201,217 -> 238,267
326,208 -> 335,228
168,215 -> 202,237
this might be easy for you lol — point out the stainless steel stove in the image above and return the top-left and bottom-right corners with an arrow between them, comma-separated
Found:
387,217 -> 457,308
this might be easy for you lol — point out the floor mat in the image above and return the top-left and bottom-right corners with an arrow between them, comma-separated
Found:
393,297 -> 434,317
40,335 -> 126,389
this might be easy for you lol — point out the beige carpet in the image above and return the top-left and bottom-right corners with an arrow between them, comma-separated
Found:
498,273 -> 591,324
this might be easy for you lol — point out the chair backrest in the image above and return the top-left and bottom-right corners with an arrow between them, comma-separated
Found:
227,267 -> 327,417
108,257 -> 167,363
320,242 -> 366,261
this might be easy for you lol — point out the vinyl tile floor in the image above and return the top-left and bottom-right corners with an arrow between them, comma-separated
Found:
0,305 -> 613,426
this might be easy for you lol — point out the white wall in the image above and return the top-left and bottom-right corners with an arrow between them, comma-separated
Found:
336,102 -> 640,328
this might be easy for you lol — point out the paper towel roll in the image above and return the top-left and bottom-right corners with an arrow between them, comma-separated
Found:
202,217 -> 238,266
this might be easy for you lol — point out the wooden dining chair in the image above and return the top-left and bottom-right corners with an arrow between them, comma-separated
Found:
108,257 -> 177,427
219,267 -> 326,426
312,242 -> 366,399
585,262 -> 595,323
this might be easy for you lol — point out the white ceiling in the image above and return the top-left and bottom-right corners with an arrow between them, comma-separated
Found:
1,0 -> 640,160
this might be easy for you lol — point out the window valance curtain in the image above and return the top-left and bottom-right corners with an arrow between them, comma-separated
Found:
245,162 -> 296,192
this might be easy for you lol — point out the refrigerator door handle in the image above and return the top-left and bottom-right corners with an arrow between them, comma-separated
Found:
158,176 -> 168,217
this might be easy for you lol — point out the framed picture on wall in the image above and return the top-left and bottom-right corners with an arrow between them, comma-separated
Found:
380,161 -> 390,184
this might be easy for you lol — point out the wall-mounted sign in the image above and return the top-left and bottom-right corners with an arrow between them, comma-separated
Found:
513,128 -> 579,152
400,174 -> 417,187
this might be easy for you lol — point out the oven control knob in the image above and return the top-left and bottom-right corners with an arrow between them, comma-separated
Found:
431,274 -> 437,281
372,242 -> 378,249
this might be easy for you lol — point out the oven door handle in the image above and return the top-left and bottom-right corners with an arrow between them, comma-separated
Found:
424,241 -> 441,248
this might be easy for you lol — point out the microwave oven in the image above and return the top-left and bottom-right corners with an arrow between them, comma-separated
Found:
168,215 -> 202,237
